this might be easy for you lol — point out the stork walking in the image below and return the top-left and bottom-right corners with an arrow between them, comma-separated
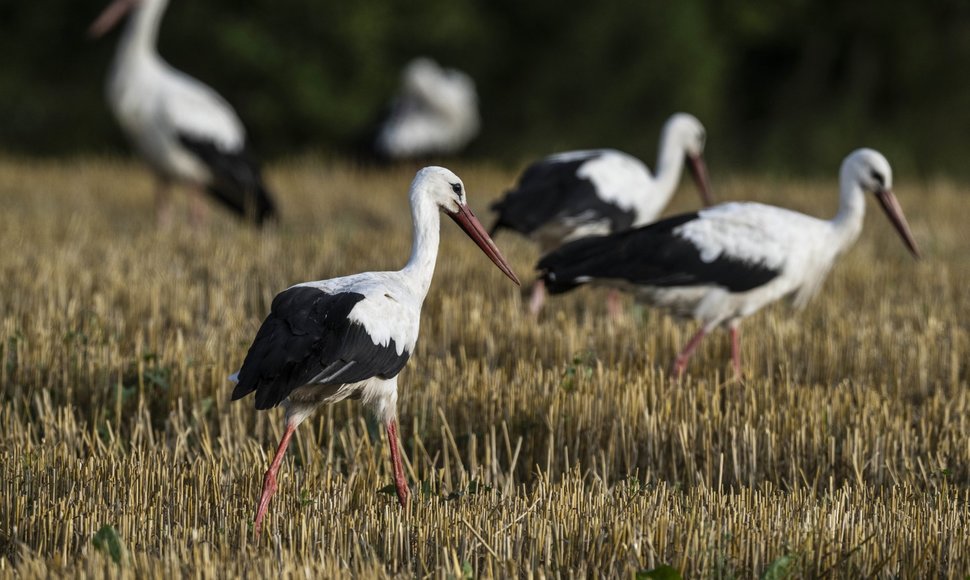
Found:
537,148 -> 921,378
230,167 -> 519,535
89,0 -> 277,227
489,113 -> 714,314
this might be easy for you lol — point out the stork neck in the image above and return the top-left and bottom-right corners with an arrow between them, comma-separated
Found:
117,0 -> 168,62
831,176 -> 867,251
401,192 -> 441,299
653,129 -> 687,202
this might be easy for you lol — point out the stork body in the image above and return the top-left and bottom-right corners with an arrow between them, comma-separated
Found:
490,113 -> 714,314
538,149 -> 921,377
375,58 -> 480,160
90,0 -> 277,226
230,167 -> 519,535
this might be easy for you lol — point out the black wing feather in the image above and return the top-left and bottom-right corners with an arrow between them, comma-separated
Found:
231,288 -> 410,410
490,153 -> 636,236
537,212 -> 781,294
178,134 -> 278,226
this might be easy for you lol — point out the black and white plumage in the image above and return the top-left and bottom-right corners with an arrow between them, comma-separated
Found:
232,289 -> 410,411
491,114 -> 713,251
90,0 -> 277,226
230,167 -> 519,535
539,212 -> 782,298
538,148 -> 921,378
375,58 -> 480,160
489,113 -> 714,313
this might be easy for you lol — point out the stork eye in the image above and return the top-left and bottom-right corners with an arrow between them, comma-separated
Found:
870,169 -> 885,187
451,183 -> 462,194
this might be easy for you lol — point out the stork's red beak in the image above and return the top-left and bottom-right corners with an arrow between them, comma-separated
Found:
875,188 -> 921,259
88,0 -> 137,39
449,205 -> 521,285
686,154 -> 715,207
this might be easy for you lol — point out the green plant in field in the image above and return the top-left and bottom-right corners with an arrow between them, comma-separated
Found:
637,565 -> 682,580
92,525 -> 125,565
559,351 -> 597,392
445,480 -> 494,501
761,554 -> 795,580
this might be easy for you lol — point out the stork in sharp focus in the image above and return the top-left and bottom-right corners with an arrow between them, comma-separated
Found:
537,148 -> 921,379
489,113 -> 714,315
230,167 -> 519,535
89,0 -> 278,227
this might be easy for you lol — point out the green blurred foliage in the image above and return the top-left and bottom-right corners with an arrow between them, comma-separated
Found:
0,0 -> 968,176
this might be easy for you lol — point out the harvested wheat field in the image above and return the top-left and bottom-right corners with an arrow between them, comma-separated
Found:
0,157 -> 968,578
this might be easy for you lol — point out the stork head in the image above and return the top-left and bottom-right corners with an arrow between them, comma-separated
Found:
402,58 -> 442,93
413,167 -> 520,285
841,148 -> 921,258
663,113 -> 714,207
88,0 -> 141,38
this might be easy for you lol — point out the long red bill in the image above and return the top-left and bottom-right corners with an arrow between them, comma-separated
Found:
449,204 -> 521,285
88,0 -> 137,39
686,154 -> 715,207
875,188 -> 921,259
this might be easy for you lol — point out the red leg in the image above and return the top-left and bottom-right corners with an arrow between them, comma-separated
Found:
189,185 -> 208,229
528,279 -> 547,316
155,180 -> 173,229
607,289 -> 623,318
671,326 -> 708,379
730,325 -> 742,379
254,422 -> 297,536
386,419 -> 410,508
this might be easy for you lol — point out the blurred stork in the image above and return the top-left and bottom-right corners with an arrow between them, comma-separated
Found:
375,58 -> 480,160
489,113 -> 714,314
537,148 -> 920,378
89,0 -> 277,227
230,167 -> 519,535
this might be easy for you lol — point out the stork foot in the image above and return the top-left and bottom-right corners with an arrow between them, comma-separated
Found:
527,280 -> 547,317
670,357 -> 690,381
252,422 -> 297,537
189,186 -> 209,229
607,290 -> 623,319
386,420 -> 410,508
154,181 -> 174,230
253,473 -> 277,536
669,326 -> 709,381
729,326 -> 743,381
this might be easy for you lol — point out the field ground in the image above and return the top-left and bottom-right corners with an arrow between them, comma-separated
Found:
0,157 -> 968,578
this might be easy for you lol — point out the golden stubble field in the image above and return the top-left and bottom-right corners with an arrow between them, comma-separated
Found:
0,156 -> 967,578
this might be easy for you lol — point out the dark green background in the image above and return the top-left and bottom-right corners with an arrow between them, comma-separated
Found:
1,0 -> 968,176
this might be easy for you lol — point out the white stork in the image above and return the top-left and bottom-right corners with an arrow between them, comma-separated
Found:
375,58 -> 481,160
537,148 -> 921,378
489,113 -> 714,314
89,0 -> 277,227
230,167 -> 519,535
